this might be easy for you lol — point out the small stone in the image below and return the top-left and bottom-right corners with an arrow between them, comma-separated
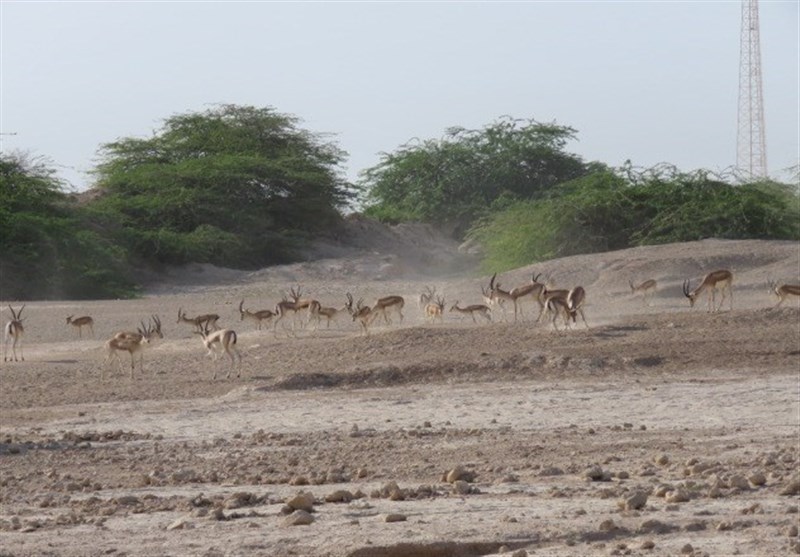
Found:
748,471 -> 767,487
788,525 -> 799,537
665,489 -> 690,503
620,491 -> 648,511
599,519 -> 617,532
285,491 -> 315,512
384,513 -> 407,523
284,510 -> 314,526
325,490 -> 354,503
780,477 -> 800,496
453,480 -> 471,495
654,454 -> 669,466
681,544 -> 694,554
167,517 -> 189,530
640,539 -> 655,550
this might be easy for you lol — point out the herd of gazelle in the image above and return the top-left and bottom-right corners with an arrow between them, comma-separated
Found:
2,270 -> 798,371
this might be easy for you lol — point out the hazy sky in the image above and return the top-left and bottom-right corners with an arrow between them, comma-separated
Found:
1,1 -> 798,191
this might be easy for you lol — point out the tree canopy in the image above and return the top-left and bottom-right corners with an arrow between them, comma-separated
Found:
360,117 -> 591,236
90,104 -> 357,268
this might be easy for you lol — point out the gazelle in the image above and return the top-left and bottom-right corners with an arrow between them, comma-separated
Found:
488,273 -> 544,322
103,316 -> 163,379
273,287 -> 311,332
196,323 -> 242,379
481,285 -> 507,318
3,305 -> 25,362
371,295 -> 405,326
683,269 -> 733,312
543,295 -> 573,332
347,293 -> 377,336
238,299 -> 276,330
418,286 -> 437,312
66,315 -> 94,338
567,286 -> 589,328
768,280 -> 800,307
536,285 -> 570,323
177,308 -> 220,333
629,279 -> 657,306
424,296 -> 446,324
449,301 -> 492,323
307,299 -> 349,330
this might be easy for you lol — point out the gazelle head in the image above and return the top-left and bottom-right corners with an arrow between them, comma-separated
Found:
531,272 -> 542,284
8,304 -> 25,322
682,280 -> 697,307
767,279 -> 779,296
66,315 -> 74,325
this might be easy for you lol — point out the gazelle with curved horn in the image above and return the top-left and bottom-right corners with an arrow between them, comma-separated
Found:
683,269 -> 733,312
424,295 -> 446,324
488,273 -> 546,322
238,299 -> 276,331
768,280 -> 800,308
347,293 -> 377,336
3,305 -> 25,362
308,299 -> 350,330
177,308 -> 220,333
418,286 -> 437,313
103,316 -> 163,379
66,315 -> 94,338
449,301 -> 492,323
629,279 -> 657,306
196,322 -> 242,379
543,295 -> 573,332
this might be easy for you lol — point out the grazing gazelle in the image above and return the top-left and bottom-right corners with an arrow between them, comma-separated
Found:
629,279 -> 657,306
3,305 -> 25,362
238,299 -> 276,330
449,301 -> 492,323
372,295 -> 405,326
196,323 -> 242,379
66,315 -> 94,338
567,286 -> 589,328
103,316 -> 163,379
177,308 -> 220,333
307,299 -> 349,330
683,269 -> 734,312
768,280 -> 800,308
543,295 -> 573,332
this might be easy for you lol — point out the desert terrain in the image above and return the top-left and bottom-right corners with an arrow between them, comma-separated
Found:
1,222 -> 799,557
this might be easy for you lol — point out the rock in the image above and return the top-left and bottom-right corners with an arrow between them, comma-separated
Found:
728,475 -> 750,490
599,519 -> 617,532
384,513 -> 407,523
284,510 -> 314,526
680,544 -> 694,554
453,480 -> 472,495
285,491 -> 315,512
748,471 -> 767,487
584,465 -> 610,481
654,454 -> 670,466
445,466 -> 476,483
325,490 -> 354,503
787,525 -> 799,537
620,491 -> 648,511
665,489 -> 690,503
640,539 -> 655,550
167,517 -> 190,530
780,477 -> 800,496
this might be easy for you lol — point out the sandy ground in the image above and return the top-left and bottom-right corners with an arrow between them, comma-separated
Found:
1,233 -> 799,557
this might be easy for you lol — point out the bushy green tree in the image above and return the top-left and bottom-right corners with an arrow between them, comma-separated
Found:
470,164 -> 800,272
0,153 -> 134,299
361,117 -> 591,236
90,104 -> 357,268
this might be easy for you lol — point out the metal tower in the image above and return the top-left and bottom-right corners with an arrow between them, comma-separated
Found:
736,0 -> 767,179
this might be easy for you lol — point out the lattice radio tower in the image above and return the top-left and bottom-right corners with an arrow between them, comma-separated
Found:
736,0 -> 767,179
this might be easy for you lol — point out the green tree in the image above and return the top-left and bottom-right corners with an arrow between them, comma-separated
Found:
0,153 -> 133,299
360,116 -> 591,237
90,104 -> 357,268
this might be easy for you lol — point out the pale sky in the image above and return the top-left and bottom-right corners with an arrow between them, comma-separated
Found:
1,1 -> 798,192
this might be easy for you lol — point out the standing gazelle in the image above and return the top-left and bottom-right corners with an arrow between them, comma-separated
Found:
683,269 -> 734,312
567,286 -> 589,328
768,281 -> 800,307
424,296 -> 446,324
66,315 -> 94,338
196,323 -> 242,379
629,279 -> 657,306
238,299 -> 276,330
103,316 -> 163,379
3,305 -> 25,362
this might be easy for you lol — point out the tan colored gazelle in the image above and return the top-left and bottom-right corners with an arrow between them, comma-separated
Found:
238,299 -> 276,330
371,295 -> 405,326
536,284 -> 570,324
177,308 -> 220,333
418,286 -> 437,313
66,315 -> 94,338
346,293 -> 377,336
488,272 -> 544,322
449,301 -> 492,323
103,315 -> 163,379
424,295 -> 446,324
567,286 -> 589,328
273,287 -> 317,331
543,295 -> 573,332
768,280 -> 800,307
3,304 -> 25,362
307,299 -> 349,330
683,269 -> 733,312
629,279 -> 657,306
196,323 -> 242,379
